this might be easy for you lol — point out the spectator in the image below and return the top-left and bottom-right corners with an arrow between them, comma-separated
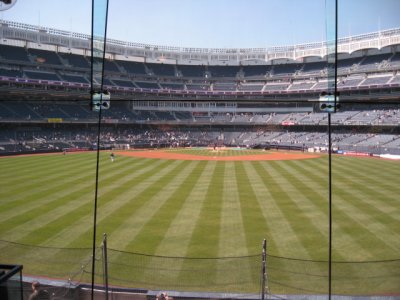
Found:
28,282 -> 49,300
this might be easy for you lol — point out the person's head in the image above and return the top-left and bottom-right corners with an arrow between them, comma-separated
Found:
31,281 -> 40,291
157,292 -> 168,300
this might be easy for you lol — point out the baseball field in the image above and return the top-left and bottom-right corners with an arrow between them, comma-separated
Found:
0,148 -> 399,294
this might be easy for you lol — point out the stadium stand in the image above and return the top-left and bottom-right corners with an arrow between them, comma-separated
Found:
148,63 -> 176,77
58,52 -> 91,68
117,60 -> 148,75
0,21 -> 398,157
27,48 -> 63,65
0,44 -> 30,62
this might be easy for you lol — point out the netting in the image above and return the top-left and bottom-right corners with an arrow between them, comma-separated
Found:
0,240 -> 101,300
267,254 -> 400,295
105,248 -> 262,295
1,240 -> 399,297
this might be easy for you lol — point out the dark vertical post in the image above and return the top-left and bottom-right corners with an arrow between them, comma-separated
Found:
261,239 -> 267,300
328,112 -> 332,300
90,1 -> 110,300
102,233 -> 109,300
19,265 -> 23,300
325,0 -> 338,298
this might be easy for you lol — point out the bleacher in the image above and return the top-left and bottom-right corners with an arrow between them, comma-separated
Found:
24,70 -> 61,81
357,53 -> 392,72
301,61 -> 327,75
287,81 -> 315,91
148,63 -> 176,77
159,82 -> 185,90
178,64 -> 206,77
263,82 -> 289,91
0,101 -> 39,119
59,73 -> 89,84
242,65 -> 269,78
337,56 -> 363,72
58,53 -> 90,69
134,81 -> 160,89
0,44 -> 30,62
111,78 -> 136,88
0,68 -> 23,78
27,48 -> 63,66
337,75 -> 364,88
207,65 -> 240,78
117,60 -> 148,75
213,82 -> 237,91
359,75 -> 392,86
238,82 -> 264,91
272,63 -> 301,76
186,83 -> 210,91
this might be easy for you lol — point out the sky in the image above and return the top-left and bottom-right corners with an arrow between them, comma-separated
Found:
1,0 -> 400,48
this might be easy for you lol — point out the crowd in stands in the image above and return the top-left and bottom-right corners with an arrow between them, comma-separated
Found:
1,125 -> 399,155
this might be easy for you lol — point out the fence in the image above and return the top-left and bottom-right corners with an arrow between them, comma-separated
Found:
1,239 -> 399,299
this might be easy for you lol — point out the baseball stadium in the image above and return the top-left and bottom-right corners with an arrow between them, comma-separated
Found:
0,1 -> 399,300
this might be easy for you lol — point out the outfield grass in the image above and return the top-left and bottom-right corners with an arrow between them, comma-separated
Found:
0,149 -> 399,294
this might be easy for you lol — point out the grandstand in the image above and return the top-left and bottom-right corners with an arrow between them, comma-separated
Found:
0,20 -> 399,155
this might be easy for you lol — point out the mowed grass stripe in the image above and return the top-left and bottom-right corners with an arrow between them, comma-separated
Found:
331,161 -> 400,215
250,161 -> 325,291
273,160 -> 372,261
214,162 -> 252,290
313,157 -> 399,208
124,160 -> 201,254
293,158 -> 400,281
332,156 -> 400,179
171,162 -> 225,287
0,155 -> 96,198
100,161 -> 208,290
0,154 -> 144,227
0,160 -> 98,216
289,159 -> 375,260
234,162 -> 269,254
331,164 -> 400,225
243,162 -> 305,258
291,159 -> 399,260
154,161 -> 216,257
16,157 -> 173,274
230,162 -> 273,288
101,160 -> 207,289
93,159 -> 190,251
259,161 -> 328,260
52,158 -> 178,248
134,161 -> 208,285
333,163 -> 400,204
185,161 -> 224,257
305,157 -> 400,229
218,162 -> 248,256
0,154 -> 76,174
274,160 -> 377,259
0,158 -> 179,273
236,162 -> 280,254
0,155 -> 155,244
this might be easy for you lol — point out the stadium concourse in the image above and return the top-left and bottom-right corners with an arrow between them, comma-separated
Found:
0,20 -> 400,300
